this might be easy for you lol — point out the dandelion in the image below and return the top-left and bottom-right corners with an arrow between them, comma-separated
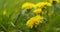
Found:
26,15 -> 44,28
36,2 -> 52,8
22,2 -> 35,9
33,9 -> 42,14
49,0 -> 59,4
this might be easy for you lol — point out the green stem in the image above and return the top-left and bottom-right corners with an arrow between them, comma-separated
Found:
14,11 -> 21,25
0,24 -> 7,32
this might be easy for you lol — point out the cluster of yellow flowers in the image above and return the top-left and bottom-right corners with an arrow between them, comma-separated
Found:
22,2 -> 52,14
21,0 -> 59,9
22,2 -> 52,9
26,15 -> 43,28
21,0 -> 59,28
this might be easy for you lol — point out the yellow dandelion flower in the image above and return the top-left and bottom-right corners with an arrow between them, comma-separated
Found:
26,15 -> 43,28
49,0 -> 59,4
3,10 -> 6,15
22,2 -> 35,9
36,2 -> 52,8
33,9 -> 42,14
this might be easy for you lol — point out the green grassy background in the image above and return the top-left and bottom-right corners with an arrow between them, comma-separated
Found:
0,0 -> 60,32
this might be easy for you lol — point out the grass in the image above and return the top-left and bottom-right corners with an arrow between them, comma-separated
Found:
0,0 -> 60,32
